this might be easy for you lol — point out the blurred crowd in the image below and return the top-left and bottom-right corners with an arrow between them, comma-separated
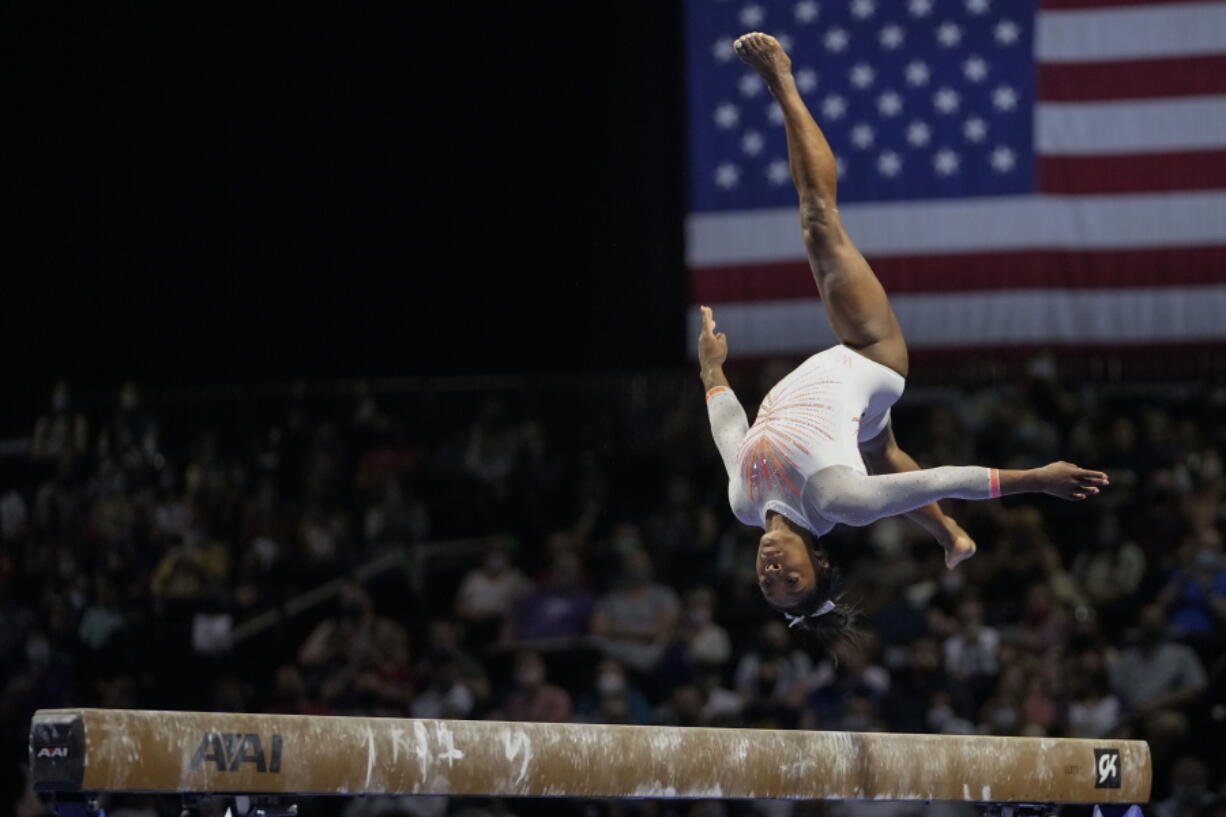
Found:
1,363 -> 1224,817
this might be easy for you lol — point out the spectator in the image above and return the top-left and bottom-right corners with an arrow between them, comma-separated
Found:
680,585 -> 731,671
1158,528 -> 1226,648
942,597 -> 1000,709
502,550 -> 595,648
363,476 -> 429,550
30,381 -> 88,462
501,650 -> 572,723
466,398 -> 541,501
456,538 -> 531,648
348,622 -> 415,716
1110,605 -> 1208,770
591,549 -> 680,676
149,503 -> 230,606
0,579 -> 33,666
299,580 -> 406,708
1071,512 -> 1147,636
268,665 -> 330,715
1065,648 -> 1122,739
415,619 -> 490,711
881,635 -> 961,734
1155,757 -> 1216,817
802,637 -> 890,731
653,683 -> 710,727
78,573 -> 124,652
735,620 -> 813,728
411,660 -> 476,719
1021,581 -> 1072,654
576,658 -> 652,725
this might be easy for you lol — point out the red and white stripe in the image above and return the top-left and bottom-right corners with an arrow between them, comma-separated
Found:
689,1 -> 1226,354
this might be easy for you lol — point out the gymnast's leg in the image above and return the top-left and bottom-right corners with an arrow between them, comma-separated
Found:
734,32 -> 907,377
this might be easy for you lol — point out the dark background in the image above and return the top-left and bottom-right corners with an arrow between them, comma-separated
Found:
6,2 -> 687,385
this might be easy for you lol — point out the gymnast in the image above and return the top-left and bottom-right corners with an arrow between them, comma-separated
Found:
700,33 -> 1109,641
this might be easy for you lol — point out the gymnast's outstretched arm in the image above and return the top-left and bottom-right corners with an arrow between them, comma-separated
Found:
808,460 -> 1110,535
698,305 -> 746,477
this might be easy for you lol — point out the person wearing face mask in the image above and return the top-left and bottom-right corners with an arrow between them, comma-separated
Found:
734,620 -> 813,728
1110,604 -> 1207,772
1157,529 -> 1226,652
681,586 -> 731,670
299,579 -> 406,711
880,636 -> 957,733
501,650 -> 572,723
455,539 -> 530,649
576,659 -> 652,725
502,551 -> 595,649
31,381 -> 89,461
4,632 -> 77,730
1071,512 -> 1147,639
590,549 -> 680,677
1155,757 -> 1215,817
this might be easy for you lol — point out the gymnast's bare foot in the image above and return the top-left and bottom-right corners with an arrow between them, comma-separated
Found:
938,519 -> 977,570
734,33 -> 793,90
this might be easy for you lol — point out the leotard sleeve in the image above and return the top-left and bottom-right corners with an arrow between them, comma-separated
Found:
705,386 -> 748,479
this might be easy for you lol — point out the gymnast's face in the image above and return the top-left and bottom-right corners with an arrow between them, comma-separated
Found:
756,529 -> 824,608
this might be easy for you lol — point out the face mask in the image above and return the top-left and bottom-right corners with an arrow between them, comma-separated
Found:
597,672 -> 625,696
927,703 -> 953,730
1192,550 -> 1221,570
26,635 -> 51,666
989,706 -> 1018,731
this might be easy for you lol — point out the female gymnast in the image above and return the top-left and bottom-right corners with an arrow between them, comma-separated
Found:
700,33 -> 1109,641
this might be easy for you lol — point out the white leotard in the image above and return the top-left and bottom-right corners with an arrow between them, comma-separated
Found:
706,346 -> 997,535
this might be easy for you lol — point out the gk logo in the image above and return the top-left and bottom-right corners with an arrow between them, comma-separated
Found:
1094,748 -> 1121,788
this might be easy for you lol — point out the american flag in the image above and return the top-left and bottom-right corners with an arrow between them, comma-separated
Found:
686,0 -> 1226,356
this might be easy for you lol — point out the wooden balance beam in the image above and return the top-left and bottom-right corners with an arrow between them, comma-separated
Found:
31,709 -> 1150,804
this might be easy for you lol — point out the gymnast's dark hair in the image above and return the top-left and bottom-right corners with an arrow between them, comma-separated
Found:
766,554 -> 861,649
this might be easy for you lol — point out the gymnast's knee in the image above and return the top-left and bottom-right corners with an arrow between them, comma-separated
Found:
799,195 -> 847,255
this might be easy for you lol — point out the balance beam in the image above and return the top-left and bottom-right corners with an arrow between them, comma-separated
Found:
30,709 -> 1150,803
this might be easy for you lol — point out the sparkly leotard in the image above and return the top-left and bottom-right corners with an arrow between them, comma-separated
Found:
706,346 -> 997,535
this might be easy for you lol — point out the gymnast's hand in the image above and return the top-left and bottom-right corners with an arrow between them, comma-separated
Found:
698,305 -> 729,372
1033,461 -> 1109,501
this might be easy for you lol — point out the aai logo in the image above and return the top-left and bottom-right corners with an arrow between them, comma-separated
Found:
190,733 -> 283,773
1094,748 -> 1121,788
